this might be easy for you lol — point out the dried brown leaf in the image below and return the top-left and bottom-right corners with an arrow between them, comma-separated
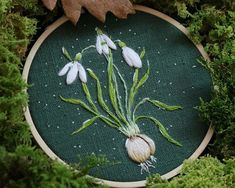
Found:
42,0 -> 135,25
41,0 -> 57,11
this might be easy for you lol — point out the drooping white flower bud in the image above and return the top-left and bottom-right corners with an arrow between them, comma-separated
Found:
96,35 -> 102,55
66,62 -> 79,85
95,27 -> 116,55
101,34 -> 117,50
122,46 -> 142,68
102,43 -> 109,55
77,63 -> 87,83
58,62 -> 73,76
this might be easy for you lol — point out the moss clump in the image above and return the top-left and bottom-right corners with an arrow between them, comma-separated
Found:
0,0 -> 38,150
147,156 -> 235,188
188,6 -> 235,159
0,146 -> 108,188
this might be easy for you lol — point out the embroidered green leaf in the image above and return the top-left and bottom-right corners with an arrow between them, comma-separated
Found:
112,71 -> 125,117
134,61 -> 150,92
100,116 -> 118,128
140,48 -> 145,59
127,69 -> 139,116
60,96 -> 95,114
62,47 -> 72,61
107,57 -> 127,124
133,97 -> 149,120
61,95 -> 118,129
82,83 -> 98,112
113,64 -> 129,114
72,116 -> 100,135
128,62 -> 149,118
148,99 -> 183,111
87,68 -> 121,126
136,115 -> 182,146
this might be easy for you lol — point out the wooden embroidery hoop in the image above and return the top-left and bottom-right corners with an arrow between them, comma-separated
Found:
23,5 -> 214,188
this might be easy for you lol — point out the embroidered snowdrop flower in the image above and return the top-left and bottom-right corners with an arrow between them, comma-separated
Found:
65,61 -> 79,85
95,27 -> 117,55
77,63 -> 87,83
58,48 -> 87,84
118,41 -> 142,68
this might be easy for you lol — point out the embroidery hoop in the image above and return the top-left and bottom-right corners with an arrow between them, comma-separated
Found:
22,5 -> 214,188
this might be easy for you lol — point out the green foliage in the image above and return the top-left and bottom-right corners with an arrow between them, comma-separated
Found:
187,4 -> 235,159
0,145 -> 108,188
0,0 -> 37,150
147,156 -> 235,188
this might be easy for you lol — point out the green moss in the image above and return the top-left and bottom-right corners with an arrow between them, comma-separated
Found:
187,5 -> 235,159
147,156 -> 235,188
0,145 -> 108,188
0,1 -> 37,150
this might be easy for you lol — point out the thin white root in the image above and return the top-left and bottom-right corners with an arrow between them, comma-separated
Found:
146,160 -> 155,168
150,155 -> 157,163
139,160 -> 156,174
138,156 -> 157,174
139,163 -> 150,174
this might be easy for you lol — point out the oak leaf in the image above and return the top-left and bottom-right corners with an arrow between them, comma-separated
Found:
41,0 -> 57,11
41,0 -> 135,25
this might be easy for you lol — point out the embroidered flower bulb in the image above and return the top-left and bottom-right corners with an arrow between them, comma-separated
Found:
138,134 -> 156,155
125,134 -> 155,163
125,136 -> 151,163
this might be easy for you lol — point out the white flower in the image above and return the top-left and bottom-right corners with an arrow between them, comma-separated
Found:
58,62 -> 73,76
58,61 -> 87,84
59,49 -> 87,85
77,63 -> 87,83
66,62 -> 79,85
95,28 -> 117,55
101,34 -> 117,50
119,41 -> 142,68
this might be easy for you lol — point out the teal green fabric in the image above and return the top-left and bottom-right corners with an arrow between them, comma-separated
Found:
28,11 -> 212,182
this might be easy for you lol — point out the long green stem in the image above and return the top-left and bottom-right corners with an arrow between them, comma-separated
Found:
127,69 -> 139,119
112,70 -> 125,117
82,83 -> 98,112
128,61 -> 150,120
135,115 -> 182,146
87,68 -> 122,126
132,97 -> 150,121
113,64 -> 128,116
81,45 -> 96,53
106,52 -> 129,125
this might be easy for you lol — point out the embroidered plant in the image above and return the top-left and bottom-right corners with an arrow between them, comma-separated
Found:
58,47 -> 87,84
96,28 -> 117,55
60,28 -> 182,174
